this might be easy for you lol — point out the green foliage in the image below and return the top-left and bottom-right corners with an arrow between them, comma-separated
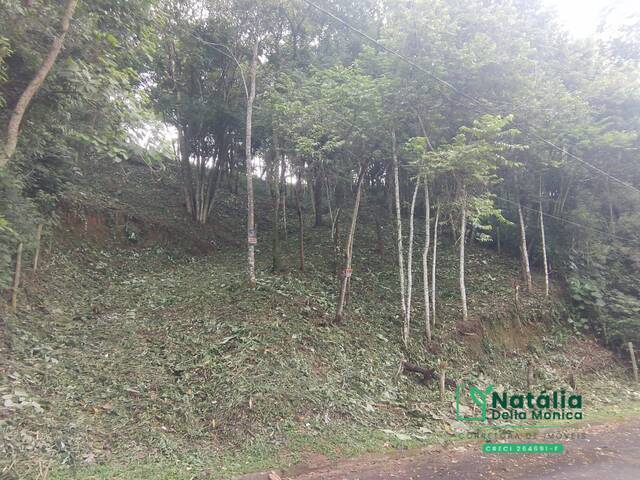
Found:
1,3 -> 640,476
411,114 -> 523,233
567,274 -> 605,333
567,239 -> 640,349
0,172 -> 41,287
421,114 -> 522,186
0,34 -> 10,109
3,162 -> 637,477
0,0 -> 159,280
1,0 -> 635,347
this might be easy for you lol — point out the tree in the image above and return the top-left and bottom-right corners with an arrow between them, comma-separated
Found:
516,194 -> 533,292
1,0 -> 638,354
392,130 -> 407,342
151,2 -> 246,224
539,175 -> 550,297
422,177 -> 431,342
272,66 -> 385,316
335,161 -> 368,324
1,0 -> 79,169
419,115 -> 521,321
0,0 -> 156,284
245,37 -> 259,287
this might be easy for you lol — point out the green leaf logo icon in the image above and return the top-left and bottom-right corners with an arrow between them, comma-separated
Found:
456,382 -> 494,421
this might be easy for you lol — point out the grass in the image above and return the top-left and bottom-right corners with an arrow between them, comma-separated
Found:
1,161 -> 638,479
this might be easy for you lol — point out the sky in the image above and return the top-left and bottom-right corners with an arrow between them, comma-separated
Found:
545,0 -> 639,38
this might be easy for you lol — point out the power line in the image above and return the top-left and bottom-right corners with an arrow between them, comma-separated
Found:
301,0 -> 640,196
302,0 -> 486,109
494,194 -> 639,246
187,34 -> 638,245
523,129 -> 640,194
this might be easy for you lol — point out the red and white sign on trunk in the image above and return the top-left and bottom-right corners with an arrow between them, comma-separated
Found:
248,228 -> 257,245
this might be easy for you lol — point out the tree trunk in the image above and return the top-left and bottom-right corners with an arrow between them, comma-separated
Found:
439,368 -> 446,400
629,342 -> 639,383
517,198 -> 533,292
294,173 -> 305,272
333,207 -> 342,277
1,0 -> 79,168
204,135 -> 228,219
313,173 -> 323,227
271,133 -> 283,272
539,178 -> 549,297
449,211 -> 458,244
176,94 -> 196,218
404,179 -> 419,345
326,179 -> 338,241
556,155 -> 572,216
280,154 -> 288,246
432,204 -> 439,327
309,175 -> 316,225
11,243 -> 23,312
460,192 -> 468,322
606,174 -> 616,235
392,131 -> 407,341
33,223 -> 43,273
245,39 -> 259,288
331,206 -> 342,243
385,157 -> 394,216
526,360 -> 535,389
423,179 -> 431,342
335,163 -> 367,324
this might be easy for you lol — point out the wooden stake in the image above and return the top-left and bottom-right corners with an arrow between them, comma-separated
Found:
11,242 -> 23,312
629,342 -> 639,383
33,223 -> 43,272
526,361 -> 534,389
438,360 -> 447,401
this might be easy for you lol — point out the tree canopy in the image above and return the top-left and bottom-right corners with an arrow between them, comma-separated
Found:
1,0 -> 640,349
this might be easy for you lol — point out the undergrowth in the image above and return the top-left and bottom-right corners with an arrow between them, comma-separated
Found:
1,162 -> 638,479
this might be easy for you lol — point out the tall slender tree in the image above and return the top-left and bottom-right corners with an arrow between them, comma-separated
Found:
245,38 -> 259,287
1,0 -> 79,168
422,178 -> 431,342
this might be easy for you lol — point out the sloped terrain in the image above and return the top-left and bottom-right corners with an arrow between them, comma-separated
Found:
1,161 -> 638,479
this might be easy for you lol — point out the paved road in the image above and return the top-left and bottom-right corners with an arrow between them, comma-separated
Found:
284,421 -> 640,480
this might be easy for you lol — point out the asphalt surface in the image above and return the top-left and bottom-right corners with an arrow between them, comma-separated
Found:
286,420 -> 640,479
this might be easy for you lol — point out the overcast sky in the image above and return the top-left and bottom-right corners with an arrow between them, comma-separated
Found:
545,0 -> 639,37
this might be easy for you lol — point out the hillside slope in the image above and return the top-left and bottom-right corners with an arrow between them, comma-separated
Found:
1,161 -> 637,479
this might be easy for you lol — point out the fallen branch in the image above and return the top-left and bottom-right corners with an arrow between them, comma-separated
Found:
401,361 -> 456,388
